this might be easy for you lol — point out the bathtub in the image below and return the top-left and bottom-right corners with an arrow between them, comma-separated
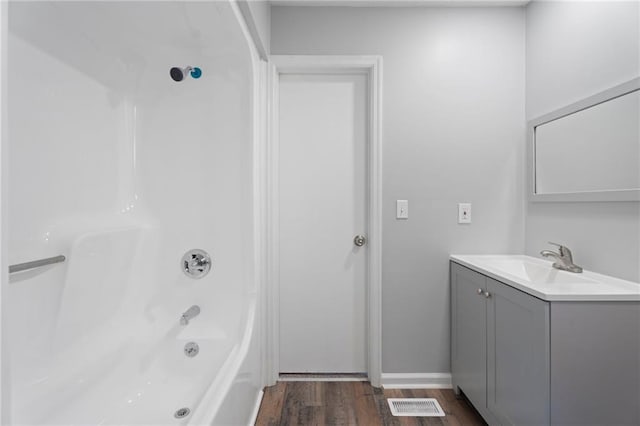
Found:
11,227 -> 261,426
5,1 -> 263,424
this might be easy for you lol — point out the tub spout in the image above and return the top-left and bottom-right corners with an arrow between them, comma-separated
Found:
180,305 -> 200,325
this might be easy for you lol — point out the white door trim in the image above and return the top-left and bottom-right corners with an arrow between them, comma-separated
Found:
265,55 -> 383,387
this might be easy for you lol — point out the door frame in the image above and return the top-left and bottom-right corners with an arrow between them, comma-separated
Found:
264,55 -> 383,387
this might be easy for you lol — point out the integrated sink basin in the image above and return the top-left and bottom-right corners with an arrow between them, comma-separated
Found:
450,254 -> 640,301
483,258 -> 595,284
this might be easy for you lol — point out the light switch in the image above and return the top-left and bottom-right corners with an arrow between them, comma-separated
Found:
458,203 -> 471,224
396,200 -> 409,219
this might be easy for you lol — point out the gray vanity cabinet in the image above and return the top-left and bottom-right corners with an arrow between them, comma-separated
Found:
486,277 -> 549,426
451,262 -> 550,425
451,260 -> 640,425
451,264 -> 488,415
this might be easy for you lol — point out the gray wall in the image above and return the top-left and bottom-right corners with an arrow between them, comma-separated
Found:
272,6 -> 525,374
525,1 -> 640,282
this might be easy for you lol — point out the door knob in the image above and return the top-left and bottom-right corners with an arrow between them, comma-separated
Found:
354,235 -> 367,247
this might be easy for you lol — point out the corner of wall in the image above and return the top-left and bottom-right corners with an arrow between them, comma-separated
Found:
237,0 -> 270,60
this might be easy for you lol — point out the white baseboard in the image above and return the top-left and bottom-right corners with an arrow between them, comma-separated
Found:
279,376 -> 368,382
380,373 -> 452,389
247,389 -> 264,426
279,373 -> 368,382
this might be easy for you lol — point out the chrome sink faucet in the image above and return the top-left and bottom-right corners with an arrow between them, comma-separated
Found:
180,305 -> 201,325
540,242 -> 583,273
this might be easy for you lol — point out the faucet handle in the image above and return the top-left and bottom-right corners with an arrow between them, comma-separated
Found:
548,242 -> 572,259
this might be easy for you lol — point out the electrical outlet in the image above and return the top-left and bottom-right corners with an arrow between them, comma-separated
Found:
458,203 -> 471,224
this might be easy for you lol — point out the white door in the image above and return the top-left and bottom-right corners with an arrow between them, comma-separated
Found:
278,73 -> 368,373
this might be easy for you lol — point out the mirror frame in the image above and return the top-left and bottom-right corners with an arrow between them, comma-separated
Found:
527,77 -> 640,202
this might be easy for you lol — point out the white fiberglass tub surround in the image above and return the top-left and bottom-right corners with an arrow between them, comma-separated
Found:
6,2 -> 262,424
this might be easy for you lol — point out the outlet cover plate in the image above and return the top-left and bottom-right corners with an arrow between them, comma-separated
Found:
458,203 -> 471,224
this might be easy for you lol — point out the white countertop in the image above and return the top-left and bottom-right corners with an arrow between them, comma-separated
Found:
450,254 -> 640,302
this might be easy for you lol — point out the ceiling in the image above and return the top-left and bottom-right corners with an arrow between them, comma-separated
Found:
270,0 -> 530,7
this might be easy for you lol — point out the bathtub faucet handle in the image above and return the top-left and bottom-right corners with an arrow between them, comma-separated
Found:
189,256 -> 209,268
181,249 -> 212,279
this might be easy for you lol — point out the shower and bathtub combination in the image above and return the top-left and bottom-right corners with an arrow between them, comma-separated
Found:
2,1 -> 265,424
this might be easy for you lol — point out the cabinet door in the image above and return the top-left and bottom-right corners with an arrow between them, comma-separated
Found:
487,278 -> 550,425
451,263 -> 487,411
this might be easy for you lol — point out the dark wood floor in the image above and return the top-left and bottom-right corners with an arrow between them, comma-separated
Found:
255,381 -> 486,426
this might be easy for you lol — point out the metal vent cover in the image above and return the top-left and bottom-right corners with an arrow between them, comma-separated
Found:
387,398 -> 445,417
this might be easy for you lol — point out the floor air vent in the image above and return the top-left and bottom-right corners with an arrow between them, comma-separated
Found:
387,398 -> 445,417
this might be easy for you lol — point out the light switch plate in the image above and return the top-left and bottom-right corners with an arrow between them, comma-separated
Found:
458,203 -> 471,224
397,200 -> 409,219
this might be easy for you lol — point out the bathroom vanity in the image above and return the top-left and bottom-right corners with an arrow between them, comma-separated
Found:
450,255 -> 640,426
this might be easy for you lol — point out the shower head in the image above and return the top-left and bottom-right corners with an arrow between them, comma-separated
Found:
170,67 -> 187,82
170,66 -> 202,82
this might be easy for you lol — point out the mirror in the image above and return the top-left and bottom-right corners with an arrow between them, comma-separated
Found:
528,78 -> 640,202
